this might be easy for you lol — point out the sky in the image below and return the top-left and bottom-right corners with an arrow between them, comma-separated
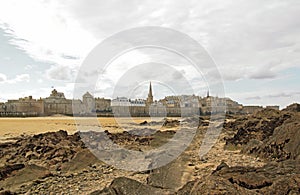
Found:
0,0 -> 299,108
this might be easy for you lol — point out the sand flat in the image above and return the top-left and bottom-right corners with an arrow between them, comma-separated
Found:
0,117 -> 171,138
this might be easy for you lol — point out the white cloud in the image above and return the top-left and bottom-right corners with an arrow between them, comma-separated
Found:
1,0 -> 299,83
0,73 -> 30,84
0,0 -> 97,73
0,73 -> 7,82
0,0 -> 299,105
46,65 -> 74,81
24,64 -> 33,70
14,74 -> 30,83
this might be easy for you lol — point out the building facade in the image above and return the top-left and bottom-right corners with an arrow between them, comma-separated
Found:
0,83 -> 278,117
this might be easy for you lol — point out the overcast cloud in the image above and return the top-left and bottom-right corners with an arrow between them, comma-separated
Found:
0,0 -> 299,108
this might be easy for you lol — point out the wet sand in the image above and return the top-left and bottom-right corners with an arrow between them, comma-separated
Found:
0,116 -> 177,139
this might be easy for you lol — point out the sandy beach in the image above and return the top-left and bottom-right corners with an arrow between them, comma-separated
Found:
0,116 -> 176,139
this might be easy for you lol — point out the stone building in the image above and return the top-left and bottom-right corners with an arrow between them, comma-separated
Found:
0,89 -> 110,116
95,98 -> 111,112
111,97 -> 147,116
82,92 -> 95,114
1,96 -> 44,116
0,84 -> 279,117
242,106 -> 263,114
266,105 -> 280,110
43,89 -> 73,115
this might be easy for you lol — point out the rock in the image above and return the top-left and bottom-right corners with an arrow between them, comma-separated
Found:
178,160 -> 300,194
177,176 -> 250,195
0,190 -> 16,195
244,114 -> 300,161
93,177 -> 171,195
213,161 -> 229,173
225,109 -> 292,147
140,121 -> 148,125
0,164 -> 51,191
0,130 -> 85,169
162,119 -> 180,127
60,149 -> 100,172
176,180 -> 197,195
282,103 -> 300,112
0,164 -> 25,181
146,152 -> 193,191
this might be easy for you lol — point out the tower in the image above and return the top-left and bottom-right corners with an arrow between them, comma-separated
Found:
146,82 -> 154,105
83,92 -> 95,113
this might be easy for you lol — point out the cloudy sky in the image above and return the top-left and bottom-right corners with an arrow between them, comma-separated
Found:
0,0 -> 299,108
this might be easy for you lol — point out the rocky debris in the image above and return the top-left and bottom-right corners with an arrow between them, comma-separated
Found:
60,149 -> 100,172
0,190 -> 16,195
177,176 -> 251,195
0,130 -> 87,192
182,116 -> 210,128
140,121 -> 148,125
225,109 -> 292,147
90,177 -> 171,195
162,119 -> 180,127
283,103 -> 300,112
139,118 -> 182,127
1,109 -> 300,194
0,164 -> 25,181
224,108 -> 300,162
178,160 -> 300,194
128,128 -> 157,136
0,130 -> 84,168
147,160 -> 186,191
243,114 -> 300,161
0,164 -> 51,192
81,130 -> 176,152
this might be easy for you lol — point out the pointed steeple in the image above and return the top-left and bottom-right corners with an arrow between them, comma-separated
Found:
147,82 -> 153,105
149,82 -> 153,97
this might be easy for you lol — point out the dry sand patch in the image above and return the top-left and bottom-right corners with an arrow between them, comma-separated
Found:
0,117 -> 179,141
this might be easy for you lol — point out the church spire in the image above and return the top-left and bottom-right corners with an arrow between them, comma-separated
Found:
149,82 -> 152,97
147,82 -> 153,105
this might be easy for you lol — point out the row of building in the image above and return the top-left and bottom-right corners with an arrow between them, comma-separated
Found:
0,83 -> 279,117
0,89 -> 111,117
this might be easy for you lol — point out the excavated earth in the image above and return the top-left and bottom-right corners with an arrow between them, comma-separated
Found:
0,108 -> 299,194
